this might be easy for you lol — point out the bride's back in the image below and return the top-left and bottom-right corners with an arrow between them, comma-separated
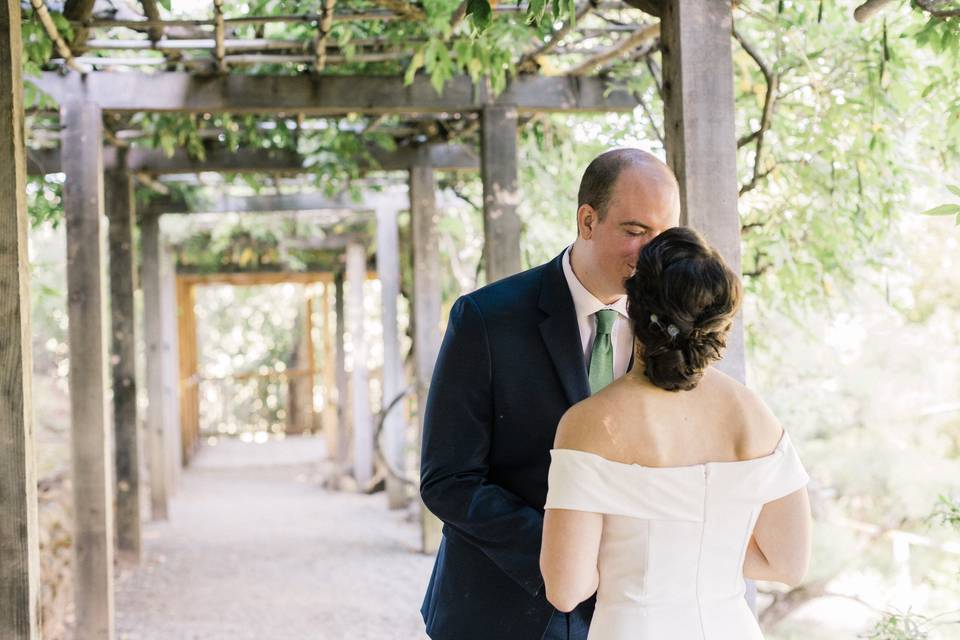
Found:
559,365 -> 784,470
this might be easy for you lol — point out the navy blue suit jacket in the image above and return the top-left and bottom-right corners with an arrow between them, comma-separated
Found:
419,251 -> 598,640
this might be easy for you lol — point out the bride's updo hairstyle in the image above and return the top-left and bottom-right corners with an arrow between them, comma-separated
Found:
625,227 -> 742,392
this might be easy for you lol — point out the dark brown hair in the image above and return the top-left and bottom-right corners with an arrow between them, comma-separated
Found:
625,227 -> 742,391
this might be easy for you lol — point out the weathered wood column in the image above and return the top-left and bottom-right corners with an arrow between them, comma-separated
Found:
661,0 -> 750,607
346,242 -> 373,487
140,210 -> 169,520
661,0 -> 744,383
1,3 -> 41,636
376,203 -> 408,508
106,151 -> 142,563
160,243 -> 182,492
481,105 -> 522,283
409,154 -> 443,553
61,98 -> 116,640
333,269 -> 351,477
320,284 -> 337,456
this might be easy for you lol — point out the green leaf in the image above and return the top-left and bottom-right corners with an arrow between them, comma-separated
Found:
947,184 -> 960,198
404,48 -> 426,85
466,0 -> 492,30
920,204 -> 960,217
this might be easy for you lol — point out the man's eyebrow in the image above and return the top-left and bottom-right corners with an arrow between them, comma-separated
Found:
620,221 -> 653,230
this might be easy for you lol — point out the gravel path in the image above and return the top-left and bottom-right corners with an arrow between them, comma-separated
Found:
115,436 -> 434,640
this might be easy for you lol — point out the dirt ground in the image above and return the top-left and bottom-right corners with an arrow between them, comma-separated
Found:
113,436 -> 434,640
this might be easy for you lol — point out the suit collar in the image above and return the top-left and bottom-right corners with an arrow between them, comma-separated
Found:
538,252 -> 591,406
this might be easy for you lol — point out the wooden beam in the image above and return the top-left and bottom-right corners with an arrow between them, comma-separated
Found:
660,0 -> 748,598
409,155 -> 443,553
481,107 -> 522,283
346,242 -> 373,486
105,152 -> 142,563
140,212 -> 169,520
367,0 -> 425,21
151,192 -> 363,216
621,0 -> 664,16
61,98 -> 116,640
0,1 -> 41,635
376,203 -> 408,508
177,271 -> 335,286
69,10 -> 406,31
35,72 -> 639,115
27,142 -> 481,176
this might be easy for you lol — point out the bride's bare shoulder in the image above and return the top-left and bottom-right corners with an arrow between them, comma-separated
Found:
706,368 -> 785,456
553,396 -> 607,451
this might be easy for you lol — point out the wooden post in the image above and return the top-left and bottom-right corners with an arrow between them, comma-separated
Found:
409,157 -> 443,553
481,106 -> 522,283
105,151 -> 142,563
320,284 -> 337,456
376,204 -> 408,508
176,279 -> 200,463
333,270 -> 351,476
346,242 -> 373,487
61,98 -> 116,640
304,293 -> 317,434
0,2 -> 42,635
660,0 -> 744,382
140,211 -> 169,520
660,0 -> 749,606
160,243 -> 182,492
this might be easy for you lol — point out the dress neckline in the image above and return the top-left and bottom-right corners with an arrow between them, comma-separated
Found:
550,429 -> 788,471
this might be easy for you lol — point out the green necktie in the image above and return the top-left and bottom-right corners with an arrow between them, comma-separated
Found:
588,309 -> 618,394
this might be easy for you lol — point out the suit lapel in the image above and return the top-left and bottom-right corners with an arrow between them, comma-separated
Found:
538,252 -> 591,407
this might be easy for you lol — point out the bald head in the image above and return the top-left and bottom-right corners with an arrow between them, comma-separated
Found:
577,148 -> 680,223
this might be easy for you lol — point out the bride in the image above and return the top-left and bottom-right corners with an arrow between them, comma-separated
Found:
540,226 -> 812,639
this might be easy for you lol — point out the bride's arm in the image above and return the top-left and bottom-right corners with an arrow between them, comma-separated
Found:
743,488 -> 812,586
540,508 -> 602,612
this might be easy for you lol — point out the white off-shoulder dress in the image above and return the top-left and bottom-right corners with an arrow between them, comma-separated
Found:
544,430 -> 809,640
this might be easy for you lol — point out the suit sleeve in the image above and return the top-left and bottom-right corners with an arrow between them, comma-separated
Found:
419,295 -> 547,597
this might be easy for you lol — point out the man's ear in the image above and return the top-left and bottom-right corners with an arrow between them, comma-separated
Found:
578,204 -> 596,240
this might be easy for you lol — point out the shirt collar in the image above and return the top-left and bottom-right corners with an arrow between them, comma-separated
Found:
562,245 -> 629,321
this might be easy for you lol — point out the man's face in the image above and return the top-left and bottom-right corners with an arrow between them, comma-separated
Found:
579,165 -> 681,289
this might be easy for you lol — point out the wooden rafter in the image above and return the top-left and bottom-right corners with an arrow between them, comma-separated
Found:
565,22 -> 659,76
516,1 -> 597,74
367,0 -> 425,21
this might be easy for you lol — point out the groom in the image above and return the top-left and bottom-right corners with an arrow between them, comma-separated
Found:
419,149 -> 681,640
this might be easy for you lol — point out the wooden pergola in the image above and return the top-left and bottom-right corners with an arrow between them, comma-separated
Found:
2,1 -> 742,638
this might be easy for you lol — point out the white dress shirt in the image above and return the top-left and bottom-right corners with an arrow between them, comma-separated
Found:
561,245 -> 634,380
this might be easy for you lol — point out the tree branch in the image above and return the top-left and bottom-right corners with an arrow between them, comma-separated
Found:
733,26 -> 779,197
915,0 -> 960,17
853,0 -> 897,22
29,0 -> 88,73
